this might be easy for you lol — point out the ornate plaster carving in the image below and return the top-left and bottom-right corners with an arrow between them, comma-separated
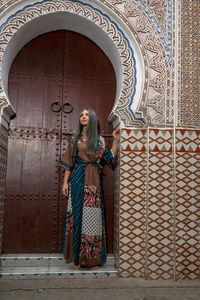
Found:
0,0 -> 18,15
0,0 -> 173,126
106,0 -> 171,125
109,0 -> 173,63
0,80 -> 3,93
144,0 -> 167,32
0,0 -> 147,127
0,97 -> 7,112
179,0 -> 200,128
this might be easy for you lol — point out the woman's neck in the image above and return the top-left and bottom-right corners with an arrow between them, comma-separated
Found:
82,126 -> 87,137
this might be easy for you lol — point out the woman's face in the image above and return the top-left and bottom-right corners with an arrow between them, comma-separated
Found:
80,109 -> 89,126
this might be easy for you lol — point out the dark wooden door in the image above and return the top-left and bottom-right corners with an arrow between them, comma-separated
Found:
3,31 -> 116,253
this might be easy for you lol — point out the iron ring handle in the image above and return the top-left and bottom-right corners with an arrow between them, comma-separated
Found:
62,102 -> 73,114
51,101 -> 62,113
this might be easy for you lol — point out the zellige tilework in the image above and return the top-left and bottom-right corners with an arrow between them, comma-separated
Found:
148,129 -> 174,280
175,129 -> 200,280
119,129 -> 147,277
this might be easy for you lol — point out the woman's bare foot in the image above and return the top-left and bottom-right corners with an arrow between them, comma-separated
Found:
72,262 -> 80,270
89,265 -> 100,270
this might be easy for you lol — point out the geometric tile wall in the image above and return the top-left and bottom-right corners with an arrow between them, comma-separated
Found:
148,129 -> 174,280
113,150 -> 120,269
0,124 -> 8,253
175,129 -> 200,280
119,128 -> 200,279
120,129 -> 147,278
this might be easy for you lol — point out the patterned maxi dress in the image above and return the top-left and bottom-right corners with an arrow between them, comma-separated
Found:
60,135 -> 114,267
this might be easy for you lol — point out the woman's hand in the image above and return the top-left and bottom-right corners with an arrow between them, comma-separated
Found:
62,182 -> 69,197
112,129 -> 120,157
112,129 -> 120,142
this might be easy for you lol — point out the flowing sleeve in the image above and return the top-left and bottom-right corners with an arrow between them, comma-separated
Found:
103,147 -> 114,164
98,136 -> 114,168
60,139 -> 75,171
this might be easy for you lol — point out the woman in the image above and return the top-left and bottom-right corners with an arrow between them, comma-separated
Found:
60,107 -> 120,269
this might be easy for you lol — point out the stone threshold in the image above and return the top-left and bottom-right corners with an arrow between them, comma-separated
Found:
0,253 -> 118,279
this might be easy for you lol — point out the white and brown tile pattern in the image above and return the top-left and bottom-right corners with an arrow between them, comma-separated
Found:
175,129 -> 200,280
148,129 -> 174,280
118,128 -> 199,280
119,129 -> 147,277
113,152 -> 120,268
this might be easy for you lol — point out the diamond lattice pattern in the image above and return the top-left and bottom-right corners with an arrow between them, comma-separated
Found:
148,129 -> 174,280
119,129 -> 147,277
176,130 -> 200,280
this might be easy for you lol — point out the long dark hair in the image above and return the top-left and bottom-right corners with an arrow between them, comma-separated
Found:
72,107 -> 98,156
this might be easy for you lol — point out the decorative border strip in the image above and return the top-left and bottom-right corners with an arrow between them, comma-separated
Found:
179,0 -> 200,128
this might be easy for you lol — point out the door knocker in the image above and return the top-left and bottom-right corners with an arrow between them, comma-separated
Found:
51,101 -> 73,114
62,103 -> 73,114
51,101 -> 62,113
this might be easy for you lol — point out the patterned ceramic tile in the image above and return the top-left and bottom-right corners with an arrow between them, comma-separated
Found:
113,153 -> 120,268
175,129 -> 200,280
119,129 -> 147,277
148,129 -> 174,280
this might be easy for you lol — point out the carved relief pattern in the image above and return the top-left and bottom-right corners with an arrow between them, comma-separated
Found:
110,0 -> 173,61
110,0 -> 169,35
0,97 -> 8,112
0,0 -> 20,15
179,0 -> 200,127
0,80 -> 3,92
107,0 -> 171,126
143,0 -> 167,36
0,124 -> 8,253
0,0 -> 146,128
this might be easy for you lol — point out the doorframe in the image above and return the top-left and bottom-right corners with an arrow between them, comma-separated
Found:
0,0 -> 146,266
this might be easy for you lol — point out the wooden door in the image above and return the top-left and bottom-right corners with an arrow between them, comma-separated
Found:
3,30 -> 116,253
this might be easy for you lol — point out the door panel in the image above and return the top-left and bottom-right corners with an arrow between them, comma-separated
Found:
5,129 -> 62,252
3,30 -> 116,253
61,31 -> 115,133
3,31 -> 64,253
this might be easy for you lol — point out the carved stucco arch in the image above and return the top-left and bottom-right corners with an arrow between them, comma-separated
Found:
0,0 -> 170,128
0,0 -> 146,128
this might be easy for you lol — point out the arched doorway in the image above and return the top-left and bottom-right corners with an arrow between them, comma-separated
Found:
3,30 -> 116,254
